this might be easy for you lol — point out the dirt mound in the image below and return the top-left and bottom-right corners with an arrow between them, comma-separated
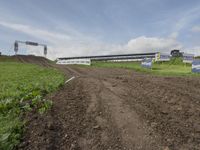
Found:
14,55 -> 54,67
0,55 -> 53,67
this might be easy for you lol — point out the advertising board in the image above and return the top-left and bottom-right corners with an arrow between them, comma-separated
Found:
141,58 -> 152,69
183,53 -> 194,63
192,60 -> 200,73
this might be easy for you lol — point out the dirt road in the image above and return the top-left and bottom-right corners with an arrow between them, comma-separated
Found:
19,65 -> 200,150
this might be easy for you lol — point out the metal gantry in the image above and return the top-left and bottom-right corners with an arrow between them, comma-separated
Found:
14,40 -> 47,57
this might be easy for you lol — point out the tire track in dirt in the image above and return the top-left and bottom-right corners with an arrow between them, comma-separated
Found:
77,77 -> 124,150
99,79 -> 162,150
113,75 -> 200,150
19,78 -> 90,150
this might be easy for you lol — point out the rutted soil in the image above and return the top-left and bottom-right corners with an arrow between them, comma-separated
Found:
18,65 -> 200,150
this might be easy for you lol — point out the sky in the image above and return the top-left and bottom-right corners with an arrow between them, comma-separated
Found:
0,0 -> 200,59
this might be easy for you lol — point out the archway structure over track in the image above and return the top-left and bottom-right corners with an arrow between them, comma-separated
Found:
14,40 -> 47,57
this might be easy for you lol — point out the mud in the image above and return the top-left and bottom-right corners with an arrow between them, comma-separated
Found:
18,65 -> 200,150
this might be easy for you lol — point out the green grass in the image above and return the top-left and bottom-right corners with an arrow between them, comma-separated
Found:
92,59 -> 200,76
196,56 -> 200,59
0,62 -> 64,150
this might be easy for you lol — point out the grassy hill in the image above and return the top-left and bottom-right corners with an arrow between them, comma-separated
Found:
0,58 -> 64,149
92,58 -> 199,76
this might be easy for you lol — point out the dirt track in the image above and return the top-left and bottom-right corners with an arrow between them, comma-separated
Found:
18,65 -> 200,150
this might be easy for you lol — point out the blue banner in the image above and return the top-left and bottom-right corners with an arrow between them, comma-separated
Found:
141,59 -> 152,69
192,60 -> 200,73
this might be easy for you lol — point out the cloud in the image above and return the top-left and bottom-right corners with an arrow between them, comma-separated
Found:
169,32 -> 179,39
125,36 -> 182,54
174,6 -> 200,32
0,20 -> 97,59
183,46 -> 200,56
0,20 -> 184,59
50,36 -> 183,60
125,36 -> 200,56
0,21 -> 71,44
191,26 -> 200,32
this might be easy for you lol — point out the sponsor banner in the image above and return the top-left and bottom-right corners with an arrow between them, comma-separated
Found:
56,59 -> 91,65
192,60 -> 200,73
155,53 -> 170,61
183,53 -> 194,63
141,58 -> 152,69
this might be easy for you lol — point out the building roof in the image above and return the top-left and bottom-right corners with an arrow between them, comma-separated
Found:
57,52 -> 157,61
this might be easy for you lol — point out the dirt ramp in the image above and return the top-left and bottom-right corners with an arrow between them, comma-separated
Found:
0,55 -> 54,67
14,55 -> 53,67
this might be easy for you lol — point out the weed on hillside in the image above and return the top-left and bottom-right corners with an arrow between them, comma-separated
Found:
0,62 -> 64,150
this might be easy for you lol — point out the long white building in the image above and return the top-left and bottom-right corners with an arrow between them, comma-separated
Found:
56,52 -> 157,65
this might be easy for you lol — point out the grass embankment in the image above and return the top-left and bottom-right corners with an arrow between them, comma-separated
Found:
92,58 -> 199,76
0,62 -> 64,150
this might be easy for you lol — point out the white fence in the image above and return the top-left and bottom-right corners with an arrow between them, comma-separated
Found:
56,59 -> 91,65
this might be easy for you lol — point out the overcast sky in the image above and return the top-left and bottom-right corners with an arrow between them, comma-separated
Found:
0,0 -> 200,59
